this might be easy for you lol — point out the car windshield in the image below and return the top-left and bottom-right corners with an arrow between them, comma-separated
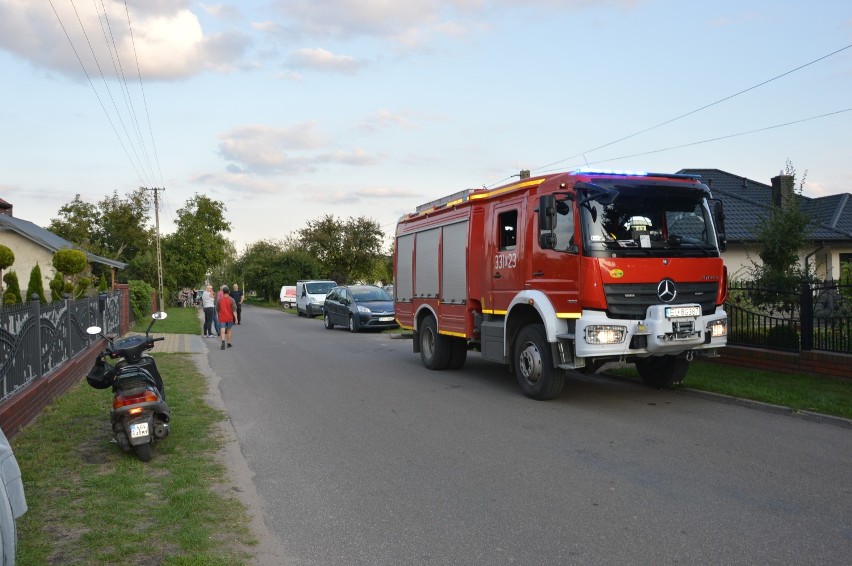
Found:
351,287 -> 392,302
579,183 -> 719,258
306,282 -> 335,294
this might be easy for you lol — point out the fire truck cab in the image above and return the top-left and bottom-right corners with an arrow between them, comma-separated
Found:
394,169 -> 728,400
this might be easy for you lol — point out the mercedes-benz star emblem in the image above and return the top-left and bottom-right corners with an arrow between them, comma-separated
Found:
657,279 -> 677,302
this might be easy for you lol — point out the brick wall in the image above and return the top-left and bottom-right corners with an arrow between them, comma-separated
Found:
0,341 -> 104,438
706,345 -> 852,381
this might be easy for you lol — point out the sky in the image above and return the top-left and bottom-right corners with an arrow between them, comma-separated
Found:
1,0 -> 850,253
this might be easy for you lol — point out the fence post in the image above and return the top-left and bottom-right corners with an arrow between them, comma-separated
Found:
30,294 -> 43,379
800,280 -> 813,351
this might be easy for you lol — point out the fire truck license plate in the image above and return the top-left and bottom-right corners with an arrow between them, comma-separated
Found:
130,422 -> 149,439
666,306 -> 700,318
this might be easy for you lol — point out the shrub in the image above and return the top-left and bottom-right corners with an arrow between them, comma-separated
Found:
2,271 -> 22,304
766,325 -> 799,351
26,263 -> 48,303
128,279 -> 155,321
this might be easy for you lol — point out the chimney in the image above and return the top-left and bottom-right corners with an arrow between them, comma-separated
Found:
771,175 -> 794,208
0,198 -> 12,216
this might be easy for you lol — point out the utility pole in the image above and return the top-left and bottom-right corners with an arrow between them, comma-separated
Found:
145,187 -> 166,312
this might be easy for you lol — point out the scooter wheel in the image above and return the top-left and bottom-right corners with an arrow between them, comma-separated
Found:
135,443 -> 153,462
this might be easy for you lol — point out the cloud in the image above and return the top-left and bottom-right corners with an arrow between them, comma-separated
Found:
286,47 -> 364,74
306,185 -> 423,204
0,0 -> 249,80
358,109 -> 419,133
216,123 -> 381,176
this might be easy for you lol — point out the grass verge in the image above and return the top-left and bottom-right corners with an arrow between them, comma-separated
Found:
12,354 -> 256,566
132,307 -> 203,335
610,360 -> 852,420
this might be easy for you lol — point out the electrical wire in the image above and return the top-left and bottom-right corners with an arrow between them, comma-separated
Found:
48,0 -> 147,184
534,108 -> 852,175
531,43 -> 852,174
124,0 -> 165,188
67,0 -> 152,187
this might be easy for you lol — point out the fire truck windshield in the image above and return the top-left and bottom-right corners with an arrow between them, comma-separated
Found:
579,184 -> 719,258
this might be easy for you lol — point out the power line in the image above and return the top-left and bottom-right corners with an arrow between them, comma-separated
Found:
67,0 -> 152,186
532,43 -> 852,174
48,0 -> 148,183
535,108 -> 852,175
124,0 -> 165,188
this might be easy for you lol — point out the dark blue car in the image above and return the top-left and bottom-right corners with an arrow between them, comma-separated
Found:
323,285 -> 398,332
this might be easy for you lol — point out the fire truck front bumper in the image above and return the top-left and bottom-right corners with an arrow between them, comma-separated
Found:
573,306 -> 727,359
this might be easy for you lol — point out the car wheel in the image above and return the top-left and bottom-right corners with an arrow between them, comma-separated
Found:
349,315 -> 359,333
514,324 -> 564,400
324,313 -> 334,329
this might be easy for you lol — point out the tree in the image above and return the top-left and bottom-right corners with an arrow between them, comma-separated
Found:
26,263 -> 47,303
49,189 -> 154,284
296,215 -> 386,283
52,249 -> 89,298
235,241 -> 320,301
48,195 -> 99,251
162,194 -> 231,291
747,160 -> 813,313
0,244 -> 13,296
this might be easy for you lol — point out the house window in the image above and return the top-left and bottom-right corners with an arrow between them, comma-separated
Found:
499,210 -> 518,250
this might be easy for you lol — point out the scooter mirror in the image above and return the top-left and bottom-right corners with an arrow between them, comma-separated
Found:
152,312 -> 168,320
86,326 -> 102,335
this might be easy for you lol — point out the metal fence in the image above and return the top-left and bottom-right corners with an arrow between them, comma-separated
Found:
726,280 -> 852,353
0,292 -> 122,402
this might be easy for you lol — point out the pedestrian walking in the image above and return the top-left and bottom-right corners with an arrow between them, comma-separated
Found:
201,285 -> 216,337
216,285 -> 237,350
231,283 -> 244,324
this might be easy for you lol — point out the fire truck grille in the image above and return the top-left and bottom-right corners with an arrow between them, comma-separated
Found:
603,282 -> 719,319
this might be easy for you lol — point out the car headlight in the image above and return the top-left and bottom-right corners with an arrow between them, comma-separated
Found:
585,325 -> 627,344
707,319 -> 727,338
357,305 -> 371,314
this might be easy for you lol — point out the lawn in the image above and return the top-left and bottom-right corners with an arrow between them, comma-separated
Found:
132,306 -> 203,334
610,360 -> 852,420
12,355 -> 256,565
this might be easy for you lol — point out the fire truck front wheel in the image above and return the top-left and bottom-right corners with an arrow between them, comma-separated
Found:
419,316 -> 451,370
634,355 -> 688,389
514,324 -> 565,400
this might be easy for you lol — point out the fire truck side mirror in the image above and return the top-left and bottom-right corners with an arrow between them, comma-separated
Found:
540,233 -> 557,250
539,195 -> 556,232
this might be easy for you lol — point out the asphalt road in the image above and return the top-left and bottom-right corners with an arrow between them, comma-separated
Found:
205,305 -> 852,566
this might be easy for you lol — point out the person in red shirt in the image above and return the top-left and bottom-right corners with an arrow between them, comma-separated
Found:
216,285 -> 237,350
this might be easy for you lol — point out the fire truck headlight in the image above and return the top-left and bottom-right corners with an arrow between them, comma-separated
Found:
585,325 -> 627,345
707,319 -> 727,338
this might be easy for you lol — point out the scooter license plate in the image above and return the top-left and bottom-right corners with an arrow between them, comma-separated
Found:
130,422 -> 149,439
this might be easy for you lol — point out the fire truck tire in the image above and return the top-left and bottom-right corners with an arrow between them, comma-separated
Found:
448,338 -> 467,369
419,316 -> 451,370
634,355 -> 688,388
514,324 -> 564,400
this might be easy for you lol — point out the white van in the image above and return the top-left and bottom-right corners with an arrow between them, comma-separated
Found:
296,280 -> 337,317
280,285 -> 297,308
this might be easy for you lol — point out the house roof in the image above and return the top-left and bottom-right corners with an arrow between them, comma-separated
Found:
677,168 -> 852,243
0,213 -> 127,269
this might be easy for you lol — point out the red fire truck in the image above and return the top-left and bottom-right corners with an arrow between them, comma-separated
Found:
393,169 -> 728,400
